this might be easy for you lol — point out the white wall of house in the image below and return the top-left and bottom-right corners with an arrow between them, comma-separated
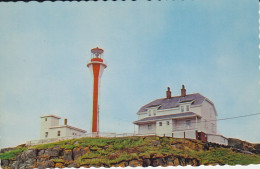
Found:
138,112 -> 147,120
40,116 -> 60,139
185,130 -> 197,139
47,127 -> 67,138
201,100 -> 217,135
156,120 -> 172,136
190,105 -> 202,116
172,130 -> 196,139
138,123 -> 156,134
40,115 -> 86,139
43,127 -> 86,139
173,118 -> 198,131
157,108 -> 177,116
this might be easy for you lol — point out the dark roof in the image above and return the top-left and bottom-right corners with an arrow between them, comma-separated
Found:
137,93 -> 206,113
40,115 -> 61,119
133,112 -> 200,124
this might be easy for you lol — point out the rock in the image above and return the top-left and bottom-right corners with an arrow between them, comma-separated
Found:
64,150 -> 73,161
73,147 -> 90,160
112,161 -> 128,167
37,155 -> 50,163
67,162 -> 78,168
165,157 -> 173,166
1,159 -> 9,167
19,149 -> 37,162
55,162 -> 65,168
192,159 -> 199,166
11,161 -> 19,169
38,149 -> 45,156
173,157 -> 180,166
18,158 -> 36,169
254,144 -> 260,150
14,149 -> 37,169
152,158 -> 165,167
37,161 -> 55,169
252,149 -> 260,154
129,160 -> 142,167
142,159 -> 151,167
178,157 -> 185,166
45,147 -> 60,157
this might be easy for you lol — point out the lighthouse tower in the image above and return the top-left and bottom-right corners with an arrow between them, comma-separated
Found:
87,47 -> 107,134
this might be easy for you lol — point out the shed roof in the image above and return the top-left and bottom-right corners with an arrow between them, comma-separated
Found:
49,125 -> 87,133
138,93 -> 207,113
133,112 -> 201,124
40,114 -> 61,119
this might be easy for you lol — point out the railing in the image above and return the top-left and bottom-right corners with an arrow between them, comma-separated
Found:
26,132 -> 149,146
172,127 -> 197,132
27,130 -> 228,147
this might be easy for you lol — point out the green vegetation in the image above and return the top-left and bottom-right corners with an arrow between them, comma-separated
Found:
50,158 -> 65,163
1,136 -> 260,167
0,147 -> 27,160
196,148 -> 260,165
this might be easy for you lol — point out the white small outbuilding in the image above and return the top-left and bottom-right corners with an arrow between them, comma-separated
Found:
40,115 -> 86,139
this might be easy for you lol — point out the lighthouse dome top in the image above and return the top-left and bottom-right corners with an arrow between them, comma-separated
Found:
91,47 -> 104,58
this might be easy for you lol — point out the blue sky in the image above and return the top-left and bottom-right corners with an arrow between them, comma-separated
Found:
0,1 -> 259,148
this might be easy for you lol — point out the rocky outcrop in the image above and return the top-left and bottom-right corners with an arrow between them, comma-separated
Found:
1,146 -> 199,168
228,138 -> 260,154
1,137 -> 259,168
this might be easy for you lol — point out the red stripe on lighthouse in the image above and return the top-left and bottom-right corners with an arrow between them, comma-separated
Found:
92,63 -> 100,133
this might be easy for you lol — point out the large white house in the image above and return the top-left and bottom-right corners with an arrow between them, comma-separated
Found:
40,115 -> 87,139
133,85 -> 228,145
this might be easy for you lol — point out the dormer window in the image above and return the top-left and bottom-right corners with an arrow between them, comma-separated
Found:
181,106 -> 184,112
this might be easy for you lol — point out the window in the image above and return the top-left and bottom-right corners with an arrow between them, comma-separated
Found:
186,105 -> 189,111
186,120 -> 191,128
45,118 -> 47,122
148,112 -> 151,116
57,131 -> 61,136
167,121 -> 170,125
153,110 -> 156,116
181,106 -> 184,112
148,124 -> 152,130
45,132 -> 48,138
159,122 -> 162,126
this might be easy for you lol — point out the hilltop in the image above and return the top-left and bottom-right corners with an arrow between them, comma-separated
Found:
1,136 -> 260,168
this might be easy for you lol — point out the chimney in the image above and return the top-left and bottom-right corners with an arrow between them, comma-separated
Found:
181,84 -> 186,97
166,87 -> 171,99
64,118 -> 67,125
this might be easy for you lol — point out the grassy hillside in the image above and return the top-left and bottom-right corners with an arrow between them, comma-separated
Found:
1,136 -> 260,168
